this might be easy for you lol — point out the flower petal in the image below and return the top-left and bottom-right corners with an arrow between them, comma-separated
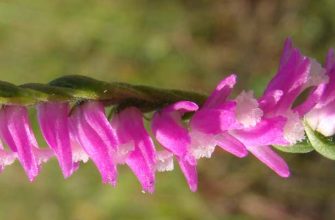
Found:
259,90 -> 283,114
215,132 -> 248,158
126,147 -> 155,193
263,40 -> 311,113
247,145 -> 290,178
235,91 -> 263,127
177,157 -> 198,192
318,49 -> 335,107
203,74 -> 236,108
155,150 -> 174,172
305,99 -> 335,137
0,141 -> 16,171
190,101 -> 239,134
230,116 -> 289,147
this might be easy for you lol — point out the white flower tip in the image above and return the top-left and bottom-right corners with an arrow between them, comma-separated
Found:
235,91 -> 263,127
305,108 -> 335,137
317,124 -> 335,137
307,58 -> 328,87
34,148 -> 53,164
156,150 -> 174,172
190,145 -> 215,160
0,151 -> 16,166
284,111 -> 305,144
305,109 -> 319,131
72,148 -> 89,163
189,131 -> 216,159
114,143 -> 134,164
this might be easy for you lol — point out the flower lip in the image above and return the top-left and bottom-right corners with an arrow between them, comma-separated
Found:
235,90 -> 263,128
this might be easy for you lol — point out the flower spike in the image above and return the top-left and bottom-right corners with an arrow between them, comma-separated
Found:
0,38 -> 331,192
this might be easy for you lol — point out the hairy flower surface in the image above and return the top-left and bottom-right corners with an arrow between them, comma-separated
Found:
0,105 -> 52,181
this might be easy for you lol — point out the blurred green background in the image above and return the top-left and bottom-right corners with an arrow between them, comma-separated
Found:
0,0 -> 335,219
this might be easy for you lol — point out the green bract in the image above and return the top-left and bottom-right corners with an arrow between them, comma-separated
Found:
274,139 -> 314,154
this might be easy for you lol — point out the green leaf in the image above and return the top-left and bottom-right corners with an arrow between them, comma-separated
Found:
304,121 -> 335,160
273,139 -> 314,153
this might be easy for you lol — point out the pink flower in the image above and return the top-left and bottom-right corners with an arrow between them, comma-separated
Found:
152,101 -> 199,192
37,102 -> 76,178
111,107 -> 156,193
305,49 -> 335,136
189,75 -> 248,160
0,105 -> 52,181
69,101 -> 118,185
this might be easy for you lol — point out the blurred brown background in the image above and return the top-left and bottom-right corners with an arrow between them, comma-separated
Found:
0,0 -> 334,219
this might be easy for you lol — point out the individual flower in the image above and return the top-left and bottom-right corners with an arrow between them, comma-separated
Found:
37,102 -> 76,178
69,101 -> 118,185
152,101 -> 199,191
305,49 -> 335,136
262,38 -> 327,123
111,107 -> 156,193
0,105 -> 52,181
189,75 -> 248,160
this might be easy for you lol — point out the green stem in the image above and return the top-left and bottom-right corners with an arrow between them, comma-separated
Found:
0,75 -> 208,112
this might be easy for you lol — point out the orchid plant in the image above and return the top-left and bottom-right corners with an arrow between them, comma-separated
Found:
0,38 -> 333,193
